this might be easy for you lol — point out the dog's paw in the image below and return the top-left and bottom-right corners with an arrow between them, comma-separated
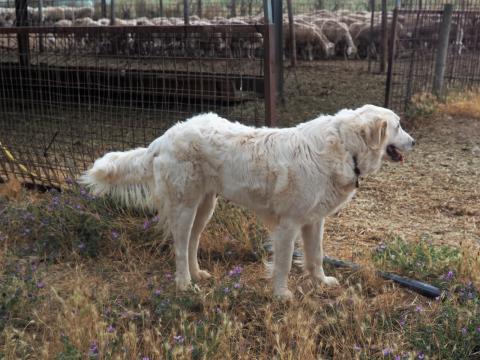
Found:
273,288 -> 294,302
191,269 -> 212,281
175,277 -> 191,291
322,276 -> 340,286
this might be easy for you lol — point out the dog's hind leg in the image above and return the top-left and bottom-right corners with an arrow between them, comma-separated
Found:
188,193 -> 217,281
271,219 -> 301,300
301,219 -> 339,286
170,202 -> 199,291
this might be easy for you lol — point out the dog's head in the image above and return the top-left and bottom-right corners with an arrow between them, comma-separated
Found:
348,105 -> 415,175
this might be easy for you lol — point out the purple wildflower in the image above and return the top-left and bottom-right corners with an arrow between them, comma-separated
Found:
142,357 -> 150,360
417,352 -> 425,359
164,272 -> 172,280
461,327 -> 468,335
234,282 -> 241,289
107,325 -> 115,333
215,306 -> 222,313
415,305 -> 423,313
173,335 -> 184,344
154,289 -> 162,296
354,344 -> 361,351
31,263 -> 38,272
228,265 -> 242,277
78,242 -> 86,250
399,318 -> 406,327
143,220 -> 151,230
111,230 -> 120,240
443,270 -> 455,280
395,356 -> 401,360
36,281 -> 45,289
152,216 -> 160,223
382,348 -> 393,356
476,326 -> 480,333
467,292 -> 474,299
224,287 -> 230,293
89,341 -> 99,356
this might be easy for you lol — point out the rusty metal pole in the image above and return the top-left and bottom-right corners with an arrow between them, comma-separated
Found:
433,4 -> 453,98
287,0 -> 296,67
380,0 -> 387,73
384,5 -> 399,108
263,0 -> 276,127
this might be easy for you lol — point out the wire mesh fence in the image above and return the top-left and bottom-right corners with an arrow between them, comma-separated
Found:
388,0 -> 480,113
0,24 -> 269,187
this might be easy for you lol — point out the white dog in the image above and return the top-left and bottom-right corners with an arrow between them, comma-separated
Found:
80,105 -> 415,300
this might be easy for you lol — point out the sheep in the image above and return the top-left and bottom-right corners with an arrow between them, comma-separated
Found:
97,18 -> 110,26
313,19 -> 357,58
284,22 -> 334,61
54,19 -> 72,27
74,7 -> 94,20
73,17 -> 99,26
63,7 -> 75,21
43,7 -> 65,24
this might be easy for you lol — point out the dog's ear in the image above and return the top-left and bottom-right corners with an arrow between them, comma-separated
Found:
361,117 -> 387,149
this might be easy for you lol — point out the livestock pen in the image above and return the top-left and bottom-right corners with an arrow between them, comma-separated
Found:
0,22 -> 275,188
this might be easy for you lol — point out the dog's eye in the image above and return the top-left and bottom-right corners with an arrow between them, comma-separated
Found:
396,124 -> 400,130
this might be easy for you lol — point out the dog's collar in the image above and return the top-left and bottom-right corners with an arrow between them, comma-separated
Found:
353,155 -> 361,188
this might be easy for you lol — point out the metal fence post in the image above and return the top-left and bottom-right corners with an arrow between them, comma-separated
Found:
264,0 -> 276,127
15,0 -> 29,67
286,0 -> 296,67
272,0 -> 283,102
380,0 -> 387,73
367,0 -> 375,72
384,5 -> 399,108
38,0 -> 44,51
433,4 -> 453,98
101,0 -> 107,18
184,0 -> 189,25
110,0 -> 116,25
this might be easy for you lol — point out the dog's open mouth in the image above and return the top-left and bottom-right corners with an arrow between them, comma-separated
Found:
386,144 -> 404,162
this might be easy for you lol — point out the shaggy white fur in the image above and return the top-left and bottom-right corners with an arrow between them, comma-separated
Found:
80,104 -> 414,300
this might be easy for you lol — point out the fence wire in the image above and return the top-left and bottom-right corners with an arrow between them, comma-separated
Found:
389,0 -> 480,113
0,24 -> 267,187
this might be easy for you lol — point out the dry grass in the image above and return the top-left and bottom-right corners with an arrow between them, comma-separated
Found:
1,96 -> 480,358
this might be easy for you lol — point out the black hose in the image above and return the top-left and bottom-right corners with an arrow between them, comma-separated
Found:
264,244 -> 442,299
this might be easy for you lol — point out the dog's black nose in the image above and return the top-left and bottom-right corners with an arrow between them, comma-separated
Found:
412,139 -> 416,146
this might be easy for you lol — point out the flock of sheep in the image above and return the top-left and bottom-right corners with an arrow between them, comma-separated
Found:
0,6 -> 475,59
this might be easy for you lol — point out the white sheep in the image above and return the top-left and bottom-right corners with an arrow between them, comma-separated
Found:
313,19 -> 357,58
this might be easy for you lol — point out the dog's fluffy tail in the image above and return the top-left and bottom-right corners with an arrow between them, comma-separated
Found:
79,147 -> 156,211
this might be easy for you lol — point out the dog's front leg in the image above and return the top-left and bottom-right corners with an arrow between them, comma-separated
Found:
301,219 -> 339,286
271,219 -> 300,300
170,204 -> 198,291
